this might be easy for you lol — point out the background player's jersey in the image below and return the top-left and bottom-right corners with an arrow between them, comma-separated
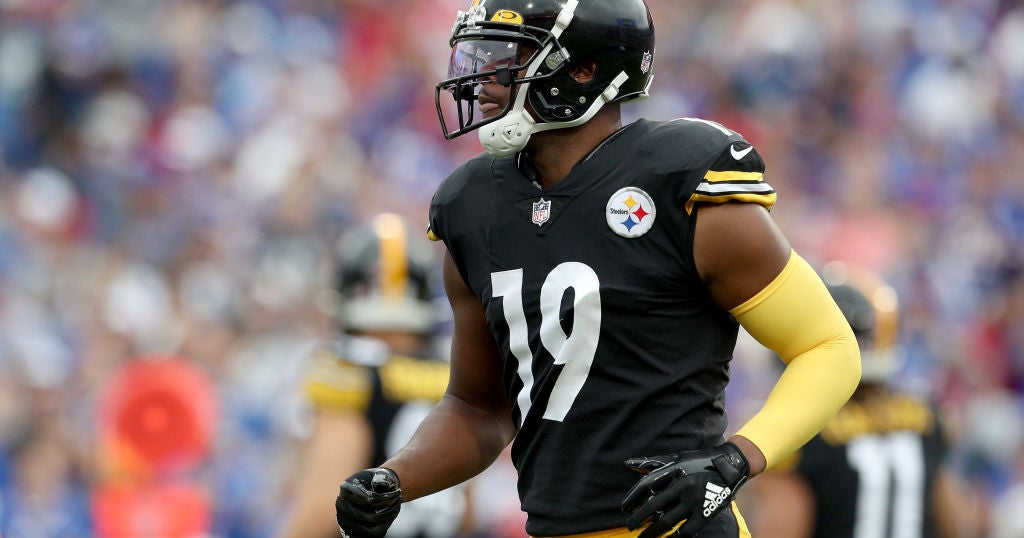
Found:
789,391 -> 948,538
428,118 -> 776,536
303,338 -> 466,538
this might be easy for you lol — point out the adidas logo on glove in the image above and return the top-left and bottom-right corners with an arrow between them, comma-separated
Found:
702,482 -> 731,517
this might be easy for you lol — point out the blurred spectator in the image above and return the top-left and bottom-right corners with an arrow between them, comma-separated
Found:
0,425 -> 91,538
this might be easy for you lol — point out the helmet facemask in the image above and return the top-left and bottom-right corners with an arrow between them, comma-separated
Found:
436,33 -> 549,139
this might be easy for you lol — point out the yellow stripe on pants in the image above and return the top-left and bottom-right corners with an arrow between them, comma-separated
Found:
535,501 -> 750,538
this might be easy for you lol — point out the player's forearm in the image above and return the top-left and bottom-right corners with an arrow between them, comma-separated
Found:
733,347 -> 859,471
382,393 -> 516,501
278,412 -> 372,538
731,251 -> 861,469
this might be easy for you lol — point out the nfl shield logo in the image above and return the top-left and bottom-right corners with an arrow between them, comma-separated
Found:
532,198 -> 551,226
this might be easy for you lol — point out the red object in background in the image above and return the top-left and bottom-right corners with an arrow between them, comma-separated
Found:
98,356 -> 218,477
93,482 -> 211,538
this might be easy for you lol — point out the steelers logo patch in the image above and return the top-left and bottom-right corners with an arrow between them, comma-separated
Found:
606,187 -> 656,238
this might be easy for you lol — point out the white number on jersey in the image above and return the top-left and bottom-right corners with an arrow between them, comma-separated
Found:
846,432 -> 926,538
491,262 -> 602,424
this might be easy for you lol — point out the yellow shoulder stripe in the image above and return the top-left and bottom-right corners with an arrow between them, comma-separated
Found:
819,395 -> 935,445
684,192 -> 777,214
302,351 -> 373,411
380,355 -> 449,403
305,381 -> 372,411
704,170 -> 764,182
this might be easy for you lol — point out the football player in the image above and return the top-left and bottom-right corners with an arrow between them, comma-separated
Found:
741,263 -> 969,538
277,213 -> 468,538
336,1 -> 862,537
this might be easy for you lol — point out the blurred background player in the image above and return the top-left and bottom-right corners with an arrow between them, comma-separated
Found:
275,213 -> 470,538
741,262 -> 972,538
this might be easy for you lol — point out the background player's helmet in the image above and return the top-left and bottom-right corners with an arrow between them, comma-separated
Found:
821,262 -> 900,383
436,0 -> 655,156
334,214 -> 437,334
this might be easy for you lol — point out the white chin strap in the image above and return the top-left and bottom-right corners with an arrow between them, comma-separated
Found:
479,70 -> 630,157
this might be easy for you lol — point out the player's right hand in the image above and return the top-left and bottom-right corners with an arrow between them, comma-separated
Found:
620,443 -> 749,538
335,467 -> 403,538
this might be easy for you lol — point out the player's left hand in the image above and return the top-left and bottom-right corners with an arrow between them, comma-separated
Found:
621,442 -> 749,538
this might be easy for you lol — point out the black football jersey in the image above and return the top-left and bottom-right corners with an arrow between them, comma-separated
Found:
303,340 -> 466,538
428,118 -> 776,536
790,392 -> 948,538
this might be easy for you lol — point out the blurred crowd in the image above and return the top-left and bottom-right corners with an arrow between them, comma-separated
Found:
0,0 -> 1022,536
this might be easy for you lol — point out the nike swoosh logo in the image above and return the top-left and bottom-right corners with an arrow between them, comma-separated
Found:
730,144 -> 754,160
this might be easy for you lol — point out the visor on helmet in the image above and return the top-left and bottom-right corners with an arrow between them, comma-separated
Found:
448,39 -> 520,80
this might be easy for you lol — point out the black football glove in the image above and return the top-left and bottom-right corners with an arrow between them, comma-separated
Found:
620,442 -> 749,538
335,467 -> 403,538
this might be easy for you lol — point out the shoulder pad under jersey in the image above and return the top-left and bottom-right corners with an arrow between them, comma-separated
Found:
429,152 -> 495,243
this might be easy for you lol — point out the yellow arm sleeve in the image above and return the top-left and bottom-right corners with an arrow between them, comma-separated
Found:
731,251 -> 861,468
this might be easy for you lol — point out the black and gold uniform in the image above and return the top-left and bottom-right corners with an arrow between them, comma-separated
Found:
787,391 -> 947,538
304,339 -> 466,538
428,118 -> 776,536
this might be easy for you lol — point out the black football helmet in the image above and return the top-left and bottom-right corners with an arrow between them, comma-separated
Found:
333,214 -> 437,334
821,262 -> 900,383
436,0 -> 655,156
